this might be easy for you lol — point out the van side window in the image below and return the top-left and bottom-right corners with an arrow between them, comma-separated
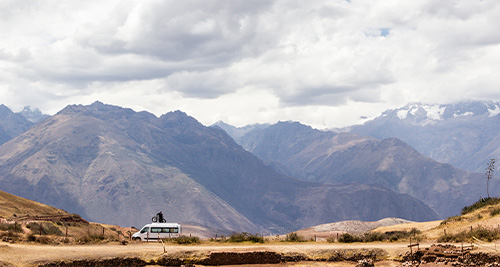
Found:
151,227 -> 162,233
140,227 -> 149,234
169,227 -> 179,233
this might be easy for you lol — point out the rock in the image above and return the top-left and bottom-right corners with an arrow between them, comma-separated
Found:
356,258 -> 374,267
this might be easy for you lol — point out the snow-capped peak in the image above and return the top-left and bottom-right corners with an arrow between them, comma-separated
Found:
384,101 -> 500,125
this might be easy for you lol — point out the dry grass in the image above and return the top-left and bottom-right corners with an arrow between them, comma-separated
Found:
371,199 -> 500,242
0,190 -> 67,219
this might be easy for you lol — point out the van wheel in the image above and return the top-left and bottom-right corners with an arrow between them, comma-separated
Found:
133,237 -> 141,241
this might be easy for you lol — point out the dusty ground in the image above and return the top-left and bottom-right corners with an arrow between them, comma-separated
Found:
3,239 -> 500,266
0,240 -> 415,266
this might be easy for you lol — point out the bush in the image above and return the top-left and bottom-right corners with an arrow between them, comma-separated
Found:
326,236 -> 337,243
363,232 -> 385,242
36,236 -> 54,244
461,197 -> 500,215
437,225 -> 500,243
0,230 -> 20,242
167,235 -> 200,244
26,233 -> 37,242
0,223 -> 23,233
227,232 -> 264,243
76,234 -> 105,244
338,233 -> 363,243
26,222 -> 63,236
336,229 -> 421,243
491,208 -> 500,216
284,232 -> 306,242
440,215 -> 463,225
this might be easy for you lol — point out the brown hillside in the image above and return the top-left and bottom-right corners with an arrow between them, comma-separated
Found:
0,190 -> 86,223
372,199 -> 500,241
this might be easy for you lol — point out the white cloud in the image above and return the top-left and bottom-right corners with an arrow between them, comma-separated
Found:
1,0 -> 500,128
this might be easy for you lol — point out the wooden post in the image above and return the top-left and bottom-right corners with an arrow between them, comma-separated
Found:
147,231 -> 149,242
444,229 -> 446,236
14,222 -> 17,232
102,226 -> 105,237
129,228 -> 132,241
314,235 -> 316,242
410,237 -> 412,255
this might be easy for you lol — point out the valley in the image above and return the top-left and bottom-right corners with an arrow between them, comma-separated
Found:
2,101 -> 500,266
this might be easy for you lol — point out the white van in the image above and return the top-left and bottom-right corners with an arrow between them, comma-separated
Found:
132,223 -> 182,241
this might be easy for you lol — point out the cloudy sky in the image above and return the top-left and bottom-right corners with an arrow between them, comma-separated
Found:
1,0 -> 499,128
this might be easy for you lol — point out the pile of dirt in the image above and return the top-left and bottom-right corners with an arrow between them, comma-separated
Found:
37,257 -> 147,267
35,249 -> 388,266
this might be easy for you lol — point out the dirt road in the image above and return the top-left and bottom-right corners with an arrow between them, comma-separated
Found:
0,241 -> 419,266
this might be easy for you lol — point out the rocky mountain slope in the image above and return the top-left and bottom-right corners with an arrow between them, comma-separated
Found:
0,105 -> 34,145
348,101 -> 500,173
0,102 -> 438,233
218,121 -> 491,219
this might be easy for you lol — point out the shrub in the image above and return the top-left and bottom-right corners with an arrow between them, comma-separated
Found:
26,222 -> 63,236
26,233 -> 37,242
437,225 -> 500,243
36,236 -> 54,244
491,208 -> 500,216
0,223 -> 23,233
440,215 -> 463,225
363,232 -> 385,242
167,235 -> 200,244
461,197 -> 500,215
284,232 -> 306,242
326,236 -> 337,243
338,233 -> 363,243
335,229 -> 421,243
227,232 -> 264,243
0,230 -> 20,242
76,234 -> 106,244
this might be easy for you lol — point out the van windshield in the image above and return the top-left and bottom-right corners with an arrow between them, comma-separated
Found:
140,227 -> 149,234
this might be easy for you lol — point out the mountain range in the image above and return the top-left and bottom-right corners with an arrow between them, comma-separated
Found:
215,119 -> 494,219
348,101 -> 500,173
0,102 -> 437,233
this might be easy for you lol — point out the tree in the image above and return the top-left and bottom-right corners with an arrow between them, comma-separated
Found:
486,158 -> 495,198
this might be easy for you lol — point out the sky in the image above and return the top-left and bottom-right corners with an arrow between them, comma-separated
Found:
1,0 -> 500,129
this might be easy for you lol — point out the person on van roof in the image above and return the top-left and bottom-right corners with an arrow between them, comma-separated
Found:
157,211 -> 164,223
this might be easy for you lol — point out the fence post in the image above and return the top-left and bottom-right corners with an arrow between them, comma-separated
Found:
410,237 -> 412,255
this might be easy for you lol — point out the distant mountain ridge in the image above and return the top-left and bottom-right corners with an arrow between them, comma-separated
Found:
19,105 -> 50,123
348,101 -> 500,172
0,105 -> 49,146
0,102 -> 438,233
217,120 -> 491,219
